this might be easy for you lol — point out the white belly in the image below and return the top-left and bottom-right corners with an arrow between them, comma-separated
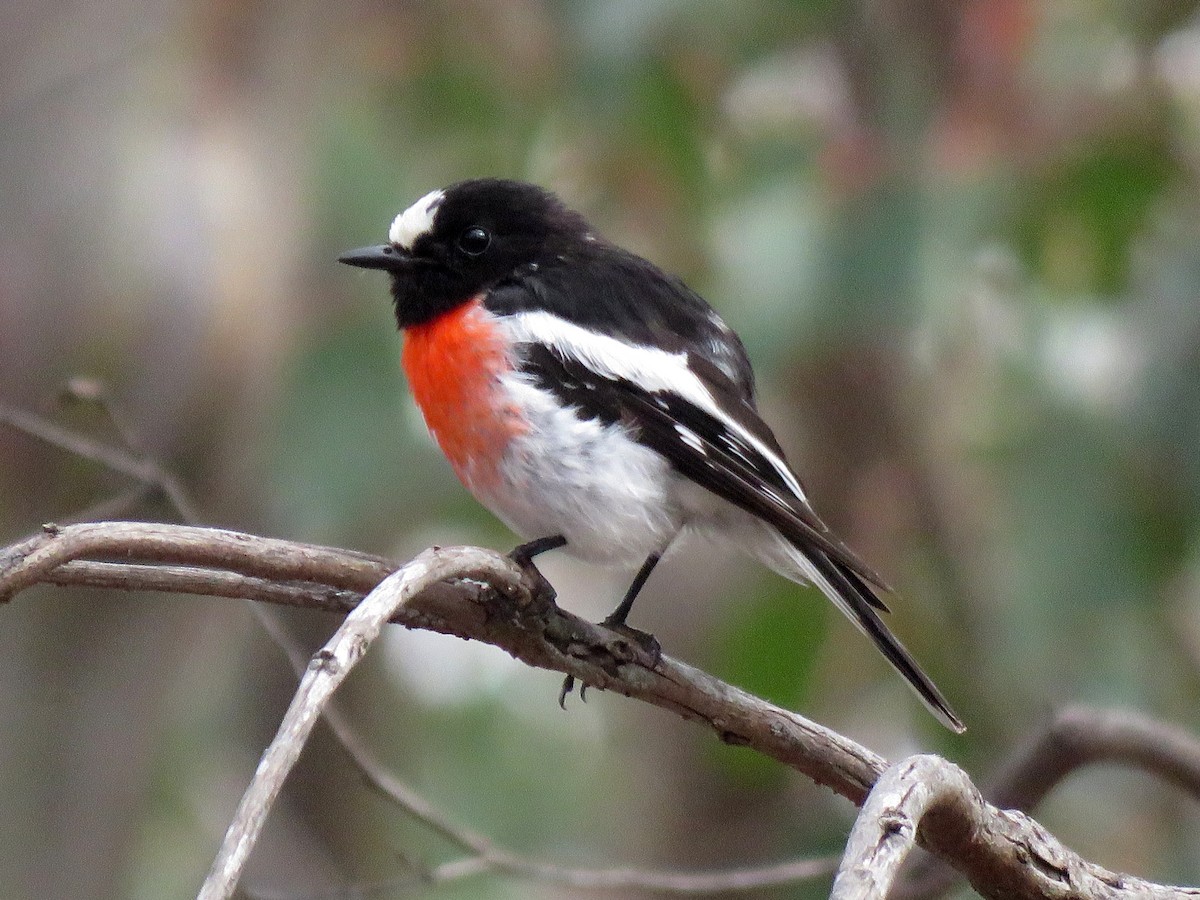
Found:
478,373 -> 683,565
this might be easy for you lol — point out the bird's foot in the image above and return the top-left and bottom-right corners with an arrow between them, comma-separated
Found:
557,622 -> 661,710
508,541 -> 560,606
600,619 -> 662,666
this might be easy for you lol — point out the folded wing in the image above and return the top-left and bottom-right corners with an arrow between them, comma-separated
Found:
518,338 -> 964,733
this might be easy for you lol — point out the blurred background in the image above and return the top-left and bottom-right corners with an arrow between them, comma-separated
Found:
2,0 -> 1200,897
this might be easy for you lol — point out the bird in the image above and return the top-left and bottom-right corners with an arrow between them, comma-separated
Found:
339,177 -> 964,733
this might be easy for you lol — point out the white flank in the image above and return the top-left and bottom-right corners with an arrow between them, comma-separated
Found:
490,370 -> 679,566
388,188 -> 445,248
503,310 -> 807,502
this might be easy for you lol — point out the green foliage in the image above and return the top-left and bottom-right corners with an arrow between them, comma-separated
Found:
268,316 -> 425,545
1013,134 -> 1182,295
707,578 -> 829,784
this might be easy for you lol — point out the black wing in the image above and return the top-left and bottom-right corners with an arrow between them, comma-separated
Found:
520,343 -> 964,733
521,341 -> 888,596
488,241 -> 758,400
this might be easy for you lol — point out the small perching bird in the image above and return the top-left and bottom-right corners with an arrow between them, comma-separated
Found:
340,178 -> 963,733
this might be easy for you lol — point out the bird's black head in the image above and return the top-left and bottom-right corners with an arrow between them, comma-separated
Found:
339,178 -> 592,328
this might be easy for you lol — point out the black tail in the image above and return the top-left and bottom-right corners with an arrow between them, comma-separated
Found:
808,550 -> 965,733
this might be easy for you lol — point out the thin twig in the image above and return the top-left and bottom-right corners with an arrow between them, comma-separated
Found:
424,854 -> 843,892
246,609 -> 485,850
0,400 -> 201,522
250,846 -> 841,898
45,559 -> 368,614
0,521 -> 389,603
198,547 -> 490,900
60,377 -> 145,453
0,402 -> 157,481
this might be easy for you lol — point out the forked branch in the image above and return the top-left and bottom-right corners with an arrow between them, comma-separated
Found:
2,520 -> 1199,900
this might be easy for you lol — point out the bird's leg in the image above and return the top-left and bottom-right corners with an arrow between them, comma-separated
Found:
509,537 -> 593,705
602,552 -> 661,627
513,543 -> 665,708
509,534 -> 567,568
594,551 -> 664,669
565,551 -> 664,706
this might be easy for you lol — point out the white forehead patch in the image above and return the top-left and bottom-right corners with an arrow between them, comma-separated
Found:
388,188 -> 445,248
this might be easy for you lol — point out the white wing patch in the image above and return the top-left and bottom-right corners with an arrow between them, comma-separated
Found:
502,309 -> 807,502
388,188 -> 445,249
675,424 -> 705,454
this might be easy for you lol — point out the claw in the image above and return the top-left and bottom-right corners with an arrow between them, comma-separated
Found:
557,673 -> 590,707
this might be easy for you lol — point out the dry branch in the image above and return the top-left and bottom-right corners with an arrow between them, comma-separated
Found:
988,705 -> 1200,809
1,396 -> 845,897
897,707 -> 1200,900
251,605 -> 845,895
199,547 -> 492,900
836,753 -> 1200,900
3,520 -> 1200,900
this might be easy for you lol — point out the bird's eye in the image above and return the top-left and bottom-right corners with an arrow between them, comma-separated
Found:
458,227 -> 491,256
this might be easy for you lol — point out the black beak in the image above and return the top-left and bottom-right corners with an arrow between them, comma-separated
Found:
338,244 -> 410,272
